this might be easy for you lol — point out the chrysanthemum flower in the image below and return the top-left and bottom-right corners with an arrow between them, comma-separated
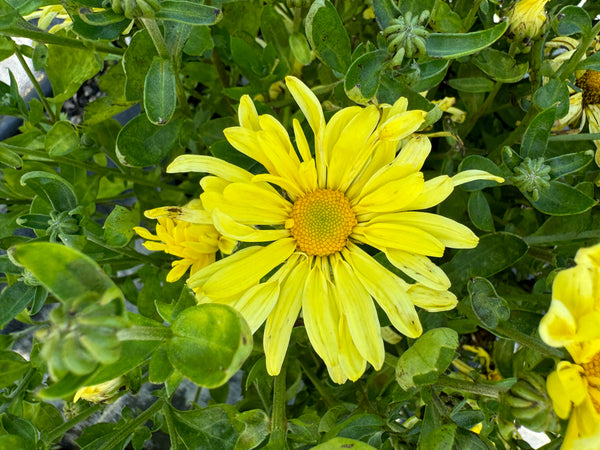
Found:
539,243 -> 600,449
157,76 -> 503,383
508,0 -> 549,40
134,200 -> 236,283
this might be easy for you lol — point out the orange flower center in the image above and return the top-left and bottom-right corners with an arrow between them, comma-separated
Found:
288,189 -> 357,257
576,70 -> 600,106
582,352 -> 600,413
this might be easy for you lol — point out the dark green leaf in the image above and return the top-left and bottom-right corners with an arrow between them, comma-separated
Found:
442,233 -> 528,287
103,205 -> 139,247
144,57 -> 177,125
156,1 -> 222,25
0,144 -> 22,168
576,51 -> 600,72
547,151 -> 594,179
468,277 -> 510,329
324,414 -> 385,442
555,5 -> 591,36
525,181 -> 597,215
468,191 -> 494,232
123,30 -> 158,102
235,410 -> 270,450
344,50 -> 388,104
425,22 -> 508,59
520,106 -> 556,159
448,77 -> 495,93
20,171 -> 78,212
31,43 -> 47,70
410,59 -> 449,92
420,423 -> 456,450
0,350 -> 29,389
305,0 -> 351,73
183,26 -> 214,56
0,282 -> 34,328
313,438 -> 376,449
472,48 -> 528,83
45,121 -> 79,157
457,155 -> 504,191
396,328 -> 459,389
168,404 -> 240,449
0,0 -> 19,28
533,79 -> 570,118
372,0 -> 400,30
149,345 -> 173,384
116,115 -> 181,167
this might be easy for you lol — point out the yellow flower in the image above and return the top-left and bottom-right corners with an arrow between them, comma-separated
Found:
134,200 -> 236,283
74,377 -> 124,403
431,96 -> 466,124
161,76 -> 503,383
508,0 -> 549,40
539,243 -> 600,449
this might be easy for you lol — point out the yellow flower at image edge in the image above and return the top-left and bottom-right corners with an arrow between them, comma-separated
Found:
134,200 -> 236,283
508,0 -> 549,40
539,243 -> 600,449
156,76 -> 503,384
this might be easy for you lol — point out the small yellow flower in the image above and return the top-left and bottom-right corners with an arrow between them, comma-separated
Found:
134,200 -> 236,283
432,96 -> 466,124
508,0 -> 550,40
74,377 -> 125,403
157,76 -> 503,384
539,243 -> 600,449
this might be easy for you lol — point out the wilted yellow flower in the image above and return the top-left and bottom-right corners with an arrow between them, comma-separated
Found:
134,200 -> 236,283
74,377 -> 125,403
508,0 -> 549,40
539,243 -> 600,449
161,76 -> 502,384
432,96 -> 466,124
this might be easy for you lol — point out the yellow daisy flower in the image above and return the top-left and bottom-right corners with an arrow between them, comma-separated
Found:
134,200 -> 236,283
158,76 -> 503,383
508,0 -> 549,41
539,243 -> 600,449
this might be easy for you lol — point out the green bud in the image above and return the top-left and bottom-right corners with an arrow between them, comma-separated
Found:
384,10 -> 430,64
510,157 -> 552,199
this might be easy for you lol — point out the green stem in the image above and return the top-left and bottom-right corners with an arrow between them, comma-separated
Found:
85,233 -> 162,266
141,18 -> 169,59
117,325 -> 172,341
461,0 -> 484,32
460,80 -> 503,138
556,20 -> 600,81
43,403 -> 104,443
3,24 -> 125,55
548,132 -> 600,141
496,105 -> 537,152
434,375 -> 510,398
13,46 -> 56,123
493,322 -> 567,359
269,360 -> 288,448
529,36 -> 545,93
0,367 -> 35,415
298,359 -> 340,408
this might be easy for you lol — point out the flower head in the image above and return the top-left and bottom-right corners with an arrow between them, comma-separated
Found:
134,200 -> 236,283
74,377 -> 125,403
508,0 -> 549,40
540,243 -> 600,448
160,77 -> 503,383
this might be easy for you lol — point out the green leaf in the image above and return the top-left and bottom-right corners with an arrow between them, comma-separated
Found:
167,304 -> 253,388
457,155 -> 504,192
0,144 -> 22,168
419,424 -> 456,450
116,115 -> 181,167
324,414 -> 385,442
183,26 -> 214,56
235,410 -> 270,450
520,106 -> 556,159
45,44 -> 103,103
410,59 -> 449,92
442,233 -> 528,287
448,77 -> 495,93
576,51 -> 600,72
344,50 -> 388,104
144,57 -> 177,125
0,282 -> 34,328
149,345 -> 173,384
313,437 -> 376,449
261,5 -> 291,65
0,350 -> 29,389
103,205 -> 139,248
372,0 -> 400,30
289,32 -> 312,66
0,0 -> 19,28
1,416 -> 37,450
533,79 -> 570,118
20,171 -> 78,212
77,7 -> 125,26
45,121 -> 79,157
555,5 -> 591,36
468,191 -> 494,232
425,21 -> 508,59
305,0 -> 352,74
123,30 -> 158,102
167,404 -> 240,449
156,1 -> 223,25
32,43 -> 48,71
468,277 -> 510,329
546,151 -> 594,179
472,48 -> 528,83
396,328 -> 459,390
9,242 -> 123,307
525,181 -> 597,215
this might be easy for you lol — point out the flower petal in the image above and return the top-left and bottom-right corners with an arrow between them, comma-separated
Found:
407,284 -> 457,312
144,206 -> 212,224
285,76 -> 325,138
403,175 -> 454,210
539,299 -> 577,347
452,170 -> 504,186
385,249 -> 451,290
344,243 -> 422,338
378,110 -> 427,141
167,155 -> 252,182
223,127 -> 277,174
353,221 -> 445,257
392,135 -> 432,173
292,118 -> 312,163
353,172 -> 424,214
238,95 -> 260,131
212,209 -> 290,242
338,315 -> 367,382
232,280 -> 280,333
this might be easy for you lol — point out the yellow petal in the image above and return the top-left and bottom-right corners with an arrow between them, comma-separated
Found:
259,114 -> 300,164
223,182 -> 292,214
188,246 -> 262,290
344,243 -> 422,338
539,299 -> 577,347
403,175 -> 454,210
232,280 -> 280,333
223,127 -> 277,174
353,222 -> 445,257
546,369 -> 573,419
332,255 -> 384,369
292,118 -> 312,162
133,226 -> 157,240
255,130 -> 304,194
556,361 -> 589,407
452,170 -> 504,186
285,76 -> 325,138
167,155 -> 252,182
238,95 -> 260,131
264,257 -> 308,375
353,172 -> 424,214
201,191 -> 288,225
407,284 -> 457,312
201,238 -> 296,299
378,110 -> 427,141
166,261 -> 191,282
337,315 -> 367,382
344,140 -> 396,199
385,249 -> 451,290
212,209 -> 290,242
552,268 -> 594,322
322,106 -> 362,164
144,206 -> 212,224
393,135 -> 431,173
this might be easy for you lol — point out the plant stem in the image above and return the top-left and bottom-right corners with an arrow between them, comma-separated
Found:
0,367 -> 35,415
556,20 -> 600,81
493,322 -> 567,359
3,24 -> 125,55
460,80 -> 503,138
43,403 -> 104,443
434,375 -> 510,397
548,132 -> 600,141
13,46 -> 56,123
298,359 -> 340,408
85,233 -> 162,266
117,325 -> 172,341
141,18 -> 169,59
461,0 -> 484,32
269,360 -> 288,448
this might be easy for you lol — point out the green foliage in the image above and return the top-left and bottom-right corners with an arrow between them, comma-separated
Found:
1,0 -> 599,448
